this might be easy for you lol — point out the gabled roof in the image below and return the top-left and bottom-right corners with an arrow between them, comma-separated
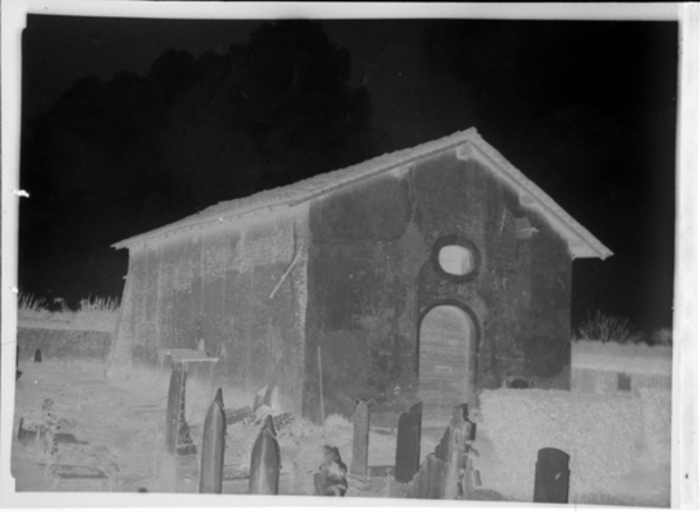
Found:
113,127 -> 612,260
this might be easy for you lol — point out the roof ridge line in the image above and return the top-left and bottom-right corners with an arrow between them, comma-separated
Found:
112,129 -> 479,249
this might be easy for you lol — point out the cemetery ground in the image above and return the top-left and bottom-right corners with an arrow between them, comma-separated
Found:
11,357 -> 670,506
12,359 -> 441,497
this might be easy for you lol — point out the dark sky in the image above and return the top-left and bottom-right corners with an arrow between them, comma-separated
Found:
17,14 -> 678,333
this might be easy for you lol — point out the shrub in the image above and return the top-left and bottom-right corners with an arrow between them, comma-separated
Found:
73,295 -> 121,330
17,293 -> 55,321
18,292 -> 120,331
650,327 -> 673,347
573,310 -> 646,344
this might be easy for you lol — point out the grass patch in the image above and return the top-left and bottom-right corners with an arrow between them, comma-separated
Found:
18,292 -> 120,332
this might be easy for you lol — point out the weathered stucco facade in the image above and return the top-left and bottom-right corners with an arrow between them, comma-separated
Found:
112,208 -> 310,415
112,128 -> 611,423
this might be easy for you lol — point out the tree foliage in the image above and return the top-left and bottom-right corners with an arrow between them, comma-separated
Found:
20,20 -> 374,305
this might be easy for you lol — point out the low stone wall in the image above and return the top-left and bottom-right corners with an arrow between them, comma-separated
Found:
571,340 -> 672,394
17,325 -> 113,362
572,367 -> 672,394
477,388 -> 647,500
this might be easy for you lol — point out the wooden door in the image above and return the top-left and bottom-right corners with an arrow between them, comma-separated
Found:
419,305 -> 473,426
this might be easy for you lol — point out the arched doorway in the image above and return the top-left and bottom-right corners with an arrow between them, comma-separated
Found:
418,304 -> 475,426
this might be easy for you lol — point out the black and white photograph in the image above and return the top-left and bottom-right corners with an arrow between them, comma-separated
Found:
1,1 -> 697,508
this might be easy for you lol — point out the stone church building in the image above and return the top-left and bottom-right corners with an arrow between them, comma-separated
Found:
111,128 -> 612,424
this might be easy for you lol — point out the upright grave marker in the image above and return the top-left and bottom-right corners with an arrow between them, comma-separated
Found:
199,388 -> 226,494
248,415 -> 281,495
165,363 -> 185,455
395,401 -> 422,483
533,447 -> 570,503
162,349 -> 218,458
165,362 -> 196,456
441,404 -> 473,499
349,399 -> 370,480
406,403 -> 476,500
253,384 -> 280,412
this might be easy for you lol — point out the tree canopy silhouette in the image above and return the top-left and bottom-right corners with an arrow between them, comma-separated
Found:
20,20 -> 375,306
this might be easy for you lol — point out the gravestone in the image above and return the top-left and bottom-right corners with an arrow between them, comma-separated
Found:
248,416 -> 280,495
253,384 -> 280,412
617,372 -> 632,391
533,447 -> 570,503
457,403 -> 476,441
461,453 -> 479,498
395,401 -> 422,483
349,399 -> 370,480
165,363 -> 196,456
442,404 -> 473,499
199,389 -> 226,494
253,385 -> 269,412
166,364 -> 184,454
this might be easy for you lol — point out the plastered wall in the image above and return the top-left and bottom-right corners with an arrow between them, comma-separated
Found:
304,149 -> 573,422
112,208 -> 309,415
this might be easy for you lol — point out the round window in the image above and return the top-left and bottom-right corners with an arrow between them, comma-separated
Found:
431,235 -> 480,282
438,245 -> 474,276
